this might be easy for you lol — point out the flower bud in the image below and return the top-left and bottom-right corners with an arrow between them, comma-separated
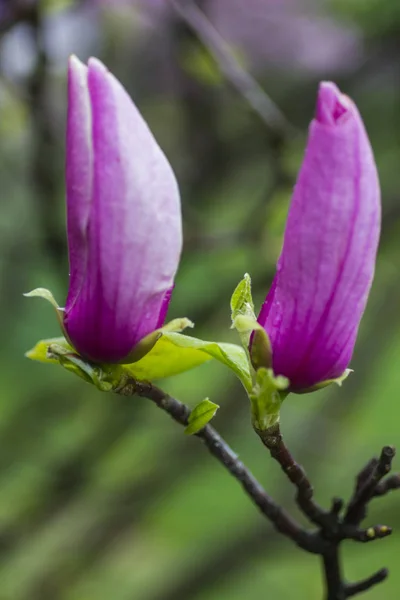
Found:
64,56 -> 182,363
255,82 -> 381,391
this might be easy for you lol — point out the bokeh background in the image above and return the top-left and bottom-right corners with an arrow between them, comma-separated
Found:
0,0 -> 399,598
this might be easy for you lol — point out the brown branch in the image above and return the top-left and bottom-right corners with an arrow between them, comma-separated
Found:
342,524 -> 392,543
114,377 -> 398,600
253,423 -> 396,599
258,427 -> 395,525
345,446 -> 395,525
255,422 -> 328,527
345,568 -> 389,598
115,377 -> 316,552
322,547 -> 343,600
374,473 -> 400,497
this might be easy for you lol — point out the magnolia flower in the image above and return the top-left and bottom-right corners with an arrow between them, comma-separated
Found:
254,82 -> 381,391
63,56 -> 182,363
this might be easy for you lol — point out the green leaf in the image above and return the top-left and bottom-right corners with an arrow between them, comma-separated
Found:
125,332 -> 252,391
230,273 -> 259,351
230,273 -> 255,321
26,331 -> 252,392
230,274 -> 273,375
184,399 -> 219,435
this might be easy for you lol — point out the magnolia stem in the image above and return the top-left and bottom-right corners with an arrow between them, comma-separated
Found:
114,378 -> 398,599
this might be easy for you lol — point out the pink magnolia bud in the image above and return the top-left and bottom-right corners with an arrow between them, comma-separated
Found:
64,56 -> 182,363
256,82 -> 381,391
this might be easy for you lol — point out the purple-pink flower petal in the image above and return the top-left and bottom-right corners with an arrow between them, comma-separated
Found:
65,56 -> 92,311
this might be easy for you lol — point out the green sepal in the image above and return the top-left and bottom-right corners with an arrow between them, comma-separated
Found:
184,399 -> 219,435
230,275 -> 288,429
46,342 -> 114,391
24,288 -> 65,332
230,274 -> 273,376
122,318 -> 194,364
249,367 -> 289,432
233,314 -> 272,372
293,369 -> 353,395
250,327 -> 273,371
26,331 -> 252,392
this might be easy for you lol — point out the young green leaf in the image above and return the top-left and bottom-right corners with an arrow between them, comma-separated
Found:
230,274 -> 260,352
184,399 -> 219,435
230,273 -> 255,322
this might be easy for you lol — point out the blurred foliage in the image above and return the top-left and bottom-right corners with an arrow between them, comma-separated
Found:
331,0 -> 400,36
0,0 -> 399,599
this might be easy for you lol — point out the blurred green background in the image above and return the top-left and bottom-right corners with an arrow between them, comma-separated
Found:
0,0 -> 399,598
